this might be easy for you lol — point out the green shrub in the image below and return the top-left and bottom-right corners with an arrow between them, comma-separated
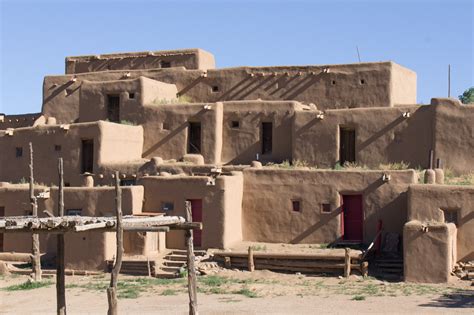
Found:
3,280 -> 53,291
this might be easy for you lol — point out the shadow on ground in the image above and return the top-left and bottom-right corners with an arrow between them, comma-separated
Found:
419,289 -> 474,309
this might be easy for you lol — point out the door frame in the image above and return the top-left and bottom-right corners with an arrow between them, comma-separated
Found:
340,193 -> 364,242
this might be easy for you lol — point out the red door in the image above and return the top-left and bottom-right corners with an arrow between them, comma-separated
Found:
341,195 -> 363,242
188,200 -> 202,247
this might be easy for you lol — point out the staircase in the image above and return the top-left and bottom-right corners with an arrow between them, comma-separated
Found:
106,257 -> 157,276
155,249 -> 207,278
373,254 -> 404,280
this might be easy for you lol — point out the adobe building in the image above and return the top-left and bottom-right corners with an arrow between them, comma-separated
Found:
0,48 -> 473,283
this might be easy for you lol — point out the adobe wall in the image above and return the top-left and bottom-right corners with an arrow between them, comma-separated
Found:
293,105 -> 434,169
404,221 -> 457,283
391,63 -> 417,106
242,169 -> 416,244
0,113 -> 42,130
79,77 -> 177,122
42,61 -> 414,124
408,184 -> 474,261
66,48 -> 215,74
0,122 -> 143,186
138,172 -> 243,249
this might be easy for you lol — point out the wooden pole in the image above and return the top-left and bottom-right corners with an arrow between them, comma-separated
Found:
29,142 -> 42,281
248,246 -> 255,272
185,200 -> 198,315
107,171 -> 123,315
56,158 -> 66,315
344,248 -> 351,278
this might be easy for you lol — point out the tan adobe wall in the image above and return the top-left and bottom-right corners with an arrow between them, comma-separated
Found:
79,77 -> 177,122
242,169 -> 416,244
0,122 -> 143,186
404,221 -> 457,283
432,98 -> 474,175
138,172 -> 243,249
43,61 -> 414,124
0,185 -> 144,270
293,104 -> 434,169
66,48 -> 215,74
408,184 -> 474,261
390,62 -> 417,105
0,113 -> 42,130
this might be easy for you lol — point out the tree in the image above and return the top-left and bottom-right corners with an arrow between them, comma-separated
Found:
459,87 -> 474,104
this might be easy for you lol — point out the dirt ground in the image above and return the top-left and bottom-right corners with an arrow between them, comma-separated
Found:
1,269 -> 473,314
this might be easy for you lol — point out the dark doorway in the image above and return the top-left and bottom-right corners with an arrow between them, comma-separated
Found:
341,194 -> 363,242
188,199 -> 203,247
107,95 -> 120,122
261,122 -> 273,155
340,127 -> 355,164
81,139 -> 94,173
188,122 -> 201,154
0,206 -> 4,251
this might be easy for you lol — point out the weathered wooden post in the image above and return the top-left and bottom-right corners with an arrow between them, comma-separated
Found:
248,246 -> 255,272
107,171 -> 123,315
29,142 -> 42,281
185,200 -> 198,315
56,158 -> 66,315
344,248 -> 351,278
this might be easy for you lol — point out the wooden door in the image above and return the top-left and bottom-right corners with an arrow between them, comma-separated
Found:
341,195 -> 363,242
261,122 -> 273,154
188,199 -> 203,247
81,139 -> 94,173
107,95 -> 120,122
340,127 -> 355,165
188,122 -> 201,154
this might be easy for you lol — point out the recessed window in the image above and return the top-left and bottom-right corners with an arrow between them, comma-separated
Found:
331,80 -> 336,85
161,202 -> 174,212
66,209 -> 82,216
360,79 -> 365,85
15,147 -> 23,158
162,122 -> 170,130
160,61 -> 171,68
292,200 -> 301,212
54,145 -> 62,152
321,203 -> 332,213
120,179 -> 136,186
441,208 -> 458,225
65,182 -> 71,187
211,86 -> 219,93
231,121 -> 240,128
129,93 -> 135,99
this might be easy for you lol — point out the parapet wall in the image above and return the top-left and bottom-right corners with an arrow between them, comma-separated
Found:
0,113 -> 42,130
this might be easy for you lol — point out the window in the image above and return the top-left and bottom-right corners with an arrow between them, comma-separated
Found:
54,145 -> 62,152
107,95 -> 120,123
211,86 -> 219,93
339,127 -> 356,165
129,93 -> 135,99
360,79 -> 365,85
81,139 -> 94,173
188,122 -> 201,154
66,209 -> 82,216
261,122 -> 272,154
332,80 -> 336,85
161,202 -> 174,212
160,61 -> 171,68
162,122 -> 170,130
321,203 -> 332,213
441,208 -> 458,225
292,200 -> 301,212
15,147 -> 23,157
231,121 -> 240,129
120,179 -> 136,186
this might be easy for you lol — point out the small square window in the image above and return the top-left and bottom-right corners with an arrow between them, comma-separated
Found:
65,182 -> 71,187
66,209 -> 82,216
162,122 -> 170,130
54,145 -> 62,152
321,203 -> 331,213
231,121 -> 240,128
161,202 -> 174,212
211,86 -> 219,93
441,208 -> 458,225
15,147 -> 23,157
129,93 -> 135,99
120,179 -> 136,186
160,61 -> 171,68
331,80 -> 336,85
292,200 -> 301,212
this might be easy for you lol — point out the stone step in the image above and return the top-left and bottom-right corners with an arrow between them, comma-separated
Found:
171,249 -> 207,256
163,261 -> 185,267
155,271 -> 179,279
165,254 -> 187,262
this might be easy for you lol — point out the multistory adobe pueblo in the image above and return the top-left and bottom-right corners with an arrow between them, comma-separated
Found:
0,48 -> 473,283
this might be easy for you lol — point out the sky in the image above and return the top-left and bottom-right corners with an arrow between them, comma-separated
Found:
0,0 -> 473,114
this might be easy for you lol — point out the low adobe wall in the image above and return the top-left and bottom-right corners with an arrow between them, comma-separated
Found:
139,172 -> 243,249
0,113 -> 41,130
408,184 -> 474,261
242,169 -> 416,244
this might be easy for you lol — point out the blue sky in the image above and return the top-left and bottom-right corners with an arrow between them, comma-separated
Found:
1,0 -> 472,114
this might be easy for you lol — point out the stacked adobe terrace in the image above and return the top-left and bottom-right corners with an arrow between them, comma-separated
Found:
0,49 -> 473,282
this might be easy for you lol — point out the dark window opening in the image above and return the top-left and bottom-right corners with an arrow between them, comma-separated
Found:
332,80 -> 336,85
129,93 -> 135,99
339,127 -> 355,165
107,95 -> 120,123
120,179 -> 137,186
321,203 -> 332,213
360,79 -> 365,84
211,86 -> 219,93
231,121 -> 240,128
81,139 -> 94,174
65,182 -> 71,187
66,209 -> 82,216
161,61 -> 171,68
15,147 -> 23,158
162,122 -> 170,130
161,202 -> 174,212
54,145 -> 62,152
442,209 -> 458,225
292,200 -> 301,212
188,122 -> 201,154
261,122 -> 273,155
